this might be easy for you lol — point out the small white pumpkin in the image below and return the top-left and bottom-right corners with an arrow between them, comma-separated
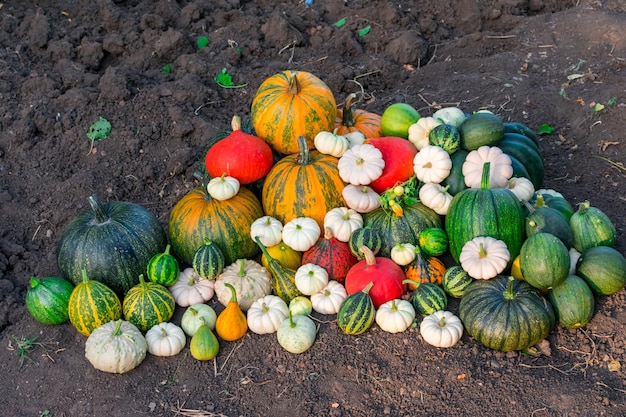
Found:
214,259 -> 272,311
169,267 -> 215,307
310,280 -> 347,315
375,299 -> 416,333
282,217 -> 321,252
419,182 -> 453,215
342,184 -> 381,213
289,296 -> 313,316
408,116 -> 442,150
344,131 -> 366,148
432,107 -> 466,127
314,129 -> 350,157
145,322 -> 186,357
459,236 -> 510,280
420,310 -> 464,348
295,263 -> 329,296
85,319 -> 147,374
180,303 -> 217,336
569,247 -> 581,275
277,312 -> 317,354
463,146 -> 513,189
390,242 -> 417,266
250,215 -> 283,247
337,143 -> 385,185
247,295 -> 289,335
323,207 -> 364,242
506,177 -> 535,202
206,174 -> 240,201
413,145 -> 452,184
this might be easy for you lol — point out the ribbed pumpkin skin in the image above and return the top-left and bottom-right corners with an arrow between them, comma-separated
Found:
122,276 -> 175,332
442,266 -> 473,298
261,143 -> 346,229
335,101 -> 383,138
569,202 -> 616,253
548,274 -> 595,329
57,195 -> 167,295
25,277 -> 74,325
192,239 -> 225,280
498,134 -> 545,189
68,273 -> 122,336
525,207 -> 573,248
409,282 -> 447,317
168,186 -> 263,267
519,233 -> 569,290
459,276 -> 555,352
348,226 -> 383,259
337,288 -> 376,335
404,252 -> 447,287
251,70 -> 336,155
302,232 -> 358,285
364,202 -> 442,258
146,244 -> 180,287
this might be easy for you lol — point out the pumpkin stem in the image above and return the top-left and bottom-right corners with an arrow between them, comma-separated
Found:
230,115 -> 242,132
390,299 -> 398,311
138,274 -> 148,288
80,268 -> 90,284
237,259 -> 248,277
193,171 -> 215,200
296,135 -> 312,165
29,277 -> 40,289
361,281 -> 375,294
503,276 -> 517,300
479,162 -> 492,190
224,282 -> 238,303
438,314 -> 447,327
163,244 -> 172,255
577,200 -> 591,213
360,245 -> 376,266
87,194 -> 111,224
288,309 -> 297,328
159,325 -> 168,337
478,243 -> 488,258
521,199 -> 535,213
340,93 -> 357,127
287,71 -> 301,95
323,226 -> 335,240
402,279 -> 420,288
111,319 -> 123,336
254,236 -> 274,262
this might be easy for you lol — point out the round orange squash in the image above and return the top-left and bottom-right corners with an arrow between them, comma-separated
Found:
251,70 -> 336,155
262,136 -> 346,230
168,173 -> 263,266
335,93 -> 383,138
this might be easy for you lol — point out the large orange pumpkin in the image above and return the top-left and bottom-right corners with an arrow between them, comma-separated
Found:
335,93 -> 383,138
168,174 -> 263,266
251,70 -> 336,155
262,136 -> 346,229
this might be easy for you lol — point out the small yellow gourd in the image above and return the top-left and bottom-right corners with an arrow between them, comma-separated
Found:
215,283 -> 248,341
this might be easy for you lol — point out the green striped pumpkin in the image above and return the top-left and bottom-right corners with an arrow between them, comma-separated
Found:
497,133 -> 544,189
168,174 -> 263,266
146,244 -> 180,287
251,70 -> 336,155
576,246 -> 626,296
261,136 -> 346,230
348,224 -> 383,259
548,274 -> 595,329
255,236 -> 302,304
569,201 -> 616,253
122,274 -> 175,332
405,280 -> 447,317
25,277 -> 75,325
192,238 -> 226,280
519,233 -> 569,290
337,282 -> 376,335
429,123 -> 461,154
418,227 -> 448,257
442,266 -> 473,298
459,275 -> 555,352
68,269 -> 122,336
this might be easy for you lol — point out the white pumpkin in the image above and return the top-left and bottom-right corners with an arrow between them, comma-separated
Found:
323,207 -> 363,242
506,177 -> 535,202
375,299 -> 416,333
289,296 -> 313,316
180,303 -> 217,336
169,267 -> 215,307
282,217 -> 321,252
390,243 -> 417,266
459,236 -> 510,280
85,319 -> 147,374
145,322 -> 186,357
277,313 -> 317,354
344,131 -> 366,148
342,184 -> 381,213
419,182 -> 453,215
314,129 -> 350,157
420,310 -> 463,348
214,259 -> 272,311
463,146 -> 513,189
413,145 -> 452,184
250,215 -> 283,247
432,107 -> 466,127
310,280 -> 347,315
206,174 -> 240,201
247,295 -> 289,335
337,143 -> 385,185
408,116 -> 442,150
295,263 -> 329,296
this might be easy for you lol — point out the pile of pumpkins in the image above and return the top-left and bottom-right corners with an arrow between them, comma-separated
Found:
25,70 -> 626,373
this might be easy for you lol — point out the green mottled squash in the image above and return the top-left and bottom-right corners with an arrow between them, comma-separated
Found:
337,282 -> 376,335
25,277 -> 74,325
458,112 -> 504,151
192,238 -> 226,280
548,274 -> 595,329
418,227 -> 448,257
569,201 -> 616,253
348,223 -> 383,259
576,246 -> 626,295
429,123 -> 461,154
68,269 -> 122,336
519,233 -> 569,290
122,274 -> 175,332
146,244 -> 180,287
57,194 -> 167,295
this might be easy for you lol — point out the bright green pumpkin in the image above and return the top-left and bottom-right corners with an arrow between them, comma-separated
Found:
25,277 -> 74,325
576,246 -> 626,295
569,201 -> 616,253
122,274 -> 175,332
519,233 -> 570,290
146,244 -> 180,287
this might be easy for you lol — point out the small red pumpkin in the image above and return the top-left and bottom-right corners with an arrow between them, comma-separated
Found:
302,227 -> 359,284
364,137 -> 418,193
344,246 -> 407,308
205,115 -> 274,185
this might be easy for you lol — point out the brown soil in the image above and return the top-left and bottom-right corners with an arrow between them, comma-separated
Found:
1,1 -> 625,416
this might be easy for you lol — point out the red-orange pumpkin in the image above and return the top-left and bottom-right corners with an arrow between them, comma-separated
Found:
262,136 -> 346,229
302,227 -> 359,284
168,173 -> 263,266
251,70 -> 336,155
403,248 -> 447,290
334,93 -> 383,138
364,136 -> 418,193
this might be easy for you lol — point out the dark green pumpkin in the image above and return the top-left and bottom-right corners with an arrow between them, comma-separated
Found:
459,275 -> 555,352
405,280 -> 447,317
25,277 -> 74,325
57,195 -> 167,295
429,123 -> 461,154
146,244 -> 180,287
497,134 -> 544,189
519,233 -> 570,290
445,162 -> 525,267
363,201 -> 442,258
440,149 -> 468,196
192,238 -> 226,279
524,206 -> 573,248
122,274 -> 176,332
576,246 -> 626,295
503,122 -> 539,145
442,266 -> 473,298
458,112 -> 504,151
569,201 -> 616,253
529,193 -> 574,222
348,224 -> 383,259
337,282 -> 376,335
547,274 -> 595,329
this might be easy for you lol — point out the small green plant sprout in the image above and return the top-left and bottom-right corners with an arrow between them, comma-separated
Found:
537,124 -> 555,135
161,63 -> 171,74
214,68 -> 248,89
358,25 -> 371,37
334,17 -> 347,27
86,116 -> 111,155
196,36 -> 209,50
8,335 -> 43,368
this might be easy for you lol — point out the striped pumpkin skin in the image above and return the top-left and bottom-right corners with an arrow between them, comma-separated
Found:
122,275 -> 175,332
255,237 -> 302,304
146,244 -> 180,287
337,285 -> 375,335
68,271 -> 122,336
25,277 -> 75,325
404,252 -> 447,288
251,70 -> 336,155
192,239 -> 226,280
261,141 -> 346,229
459,276 -> 555,352
348,226 -> 383,259
409,282 -> 447,317
168,186 -> 263,267
442,266 -> 473,298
